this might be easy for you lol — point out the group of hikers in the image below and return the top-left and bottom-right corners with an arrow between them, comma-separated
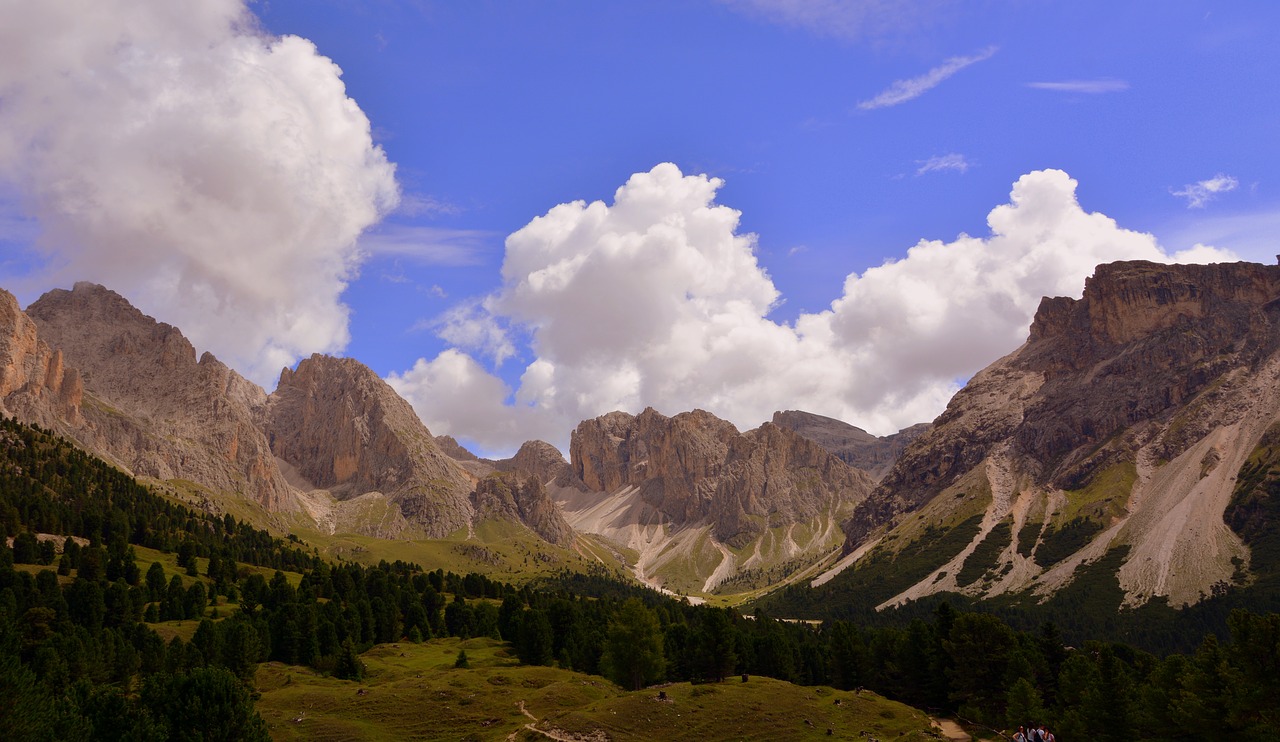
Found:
1013,725 -> 1056,742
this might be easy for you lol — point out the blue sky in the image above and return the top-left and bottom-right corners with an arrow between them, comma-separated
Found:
2,1 -> 1278,454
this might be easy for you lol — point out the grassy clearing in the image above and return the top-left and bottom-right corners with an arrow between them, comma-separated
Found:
530,676 -> 934,742
291,519 -> 625,584
255,638 -> 935,741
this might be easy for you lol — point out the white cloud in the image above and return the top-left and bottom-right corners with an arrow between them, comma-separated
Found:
916,153 -> 970,175
1027,79 -> 1130,94
0,0 -> 398,385
430,299 -> 516,365
1172,174 -> 1239,208
720,0 -> 955,42
391,165 -> 1237,455
858,46 -> 997,110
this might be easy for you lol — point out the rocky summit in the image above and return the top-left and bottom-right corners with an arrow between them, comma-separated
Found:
0,284 -> 573,547
835,259 -> 1280,608
562,407 -> 873,594
263,354 -> 476,539
21,283 -> 297,512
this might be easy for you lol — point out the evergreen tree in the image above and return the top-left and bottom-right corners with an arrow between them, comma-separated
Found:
334,637 -> 364,681
601,598 -> 666,690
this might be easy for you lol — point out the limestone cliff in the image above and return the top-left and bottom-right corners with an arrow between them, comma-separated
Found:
0,288 -> 83,427
263,354 -> 475,538
572,408 -> 872,544
22,283 -> 296,512
471,472 -> 575,546
563,407 -> 872,594
836,260 -> 1280,608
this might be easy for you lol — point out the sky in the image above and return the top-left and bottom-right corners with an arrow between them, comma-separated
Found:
2,1 -> 1278,456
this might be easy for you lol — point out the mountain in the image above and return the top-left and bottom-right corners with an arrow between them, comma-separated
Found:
22,282 -> 298,512
0,287 -> 83,429
560,407 -> 873,595
2,283 -> 574,548
771,410 -> 929,480
824,259 -> 1280,609
262,353 -> 477,539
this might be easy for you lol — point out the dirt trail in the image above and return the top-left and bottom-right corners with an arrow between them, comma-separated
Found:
509,700 -> 609,742
931,718 -> 972,741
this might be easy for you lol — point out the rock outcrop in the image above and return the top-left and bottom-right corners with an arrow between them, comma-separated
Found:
571,408 -> 871,544
23,283 -> 296,511
838,260 -> 1280,607
771,410 -> 929,480
263,354 -> 475,538
471,472 -> 575,546
0,289 -> 83,427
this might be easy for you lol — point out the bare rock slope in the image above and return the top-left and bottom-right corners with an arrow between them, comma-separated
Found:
23,283 -> 297,512
263,354 -> 476,538
836,260 -> 1280,608
563,407 -> 873,594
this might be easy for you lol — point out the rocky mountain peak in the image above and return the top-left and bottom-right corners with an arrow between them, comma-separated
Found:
837,259 -> 1280,608
264,353 -> 474,538
21,283 -> 295,512
570,406 -> 871,544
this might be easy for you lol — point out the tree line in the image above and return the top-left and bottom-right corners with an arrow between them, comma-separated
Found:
3,416 -> 1279,740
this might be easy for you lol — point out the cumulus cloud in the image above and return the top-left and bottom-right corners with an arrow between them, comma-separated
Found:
1172,174 -> 1239,208
1027,79 -> 1130,94
719,0 -> 955,42
0,0 -> 398,384
916,153 -> 970,175
858,46 -> 997,110
390,165 -> 1237,455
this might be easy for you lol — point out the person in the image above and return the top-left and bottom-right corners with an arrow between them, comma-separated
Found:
1043,729 -> 1056,742
1013,726 -> 1028,742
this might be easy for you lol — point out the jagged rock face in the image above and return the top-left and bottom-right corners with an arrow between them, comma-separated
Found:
1017,260 -> 1280,485
22,283 -> 295,511
572,407 -> 872,544
771,410 -> 929,480
264,354 -> 474,538
497,439 -> 583,490
840,260 -> 1280,607
472,472 -> 574,546
0,289 -> 83,427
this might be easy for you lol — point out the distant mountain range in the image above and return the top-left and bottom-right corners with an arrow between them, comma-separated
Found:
5,258 -> 1279,610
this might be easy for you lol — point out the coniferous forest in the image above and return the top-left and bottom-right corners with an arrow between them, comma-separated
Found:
3,416 -> 1280,740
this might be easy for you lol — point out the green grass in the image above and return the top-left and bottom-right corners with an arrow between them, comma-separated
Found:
539,676 -> 935,742
255,638 -> 935,741
289,519 -> 625,584
1055,461 -> 1136,527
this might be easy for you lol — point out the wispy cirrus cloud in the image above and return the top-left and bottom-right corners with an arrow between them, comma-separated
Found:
357,225 -> 495,265
1027,79 -> 1129,94
719,0 -> 955,43
916,153 -> 970,175
858,46 -> 997,110
1171,174 -> 1239,208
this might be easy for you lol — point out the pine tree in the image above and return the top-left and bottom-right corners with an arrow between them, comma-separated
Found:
601,598 -> 666,690
334,637 -> 364,681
